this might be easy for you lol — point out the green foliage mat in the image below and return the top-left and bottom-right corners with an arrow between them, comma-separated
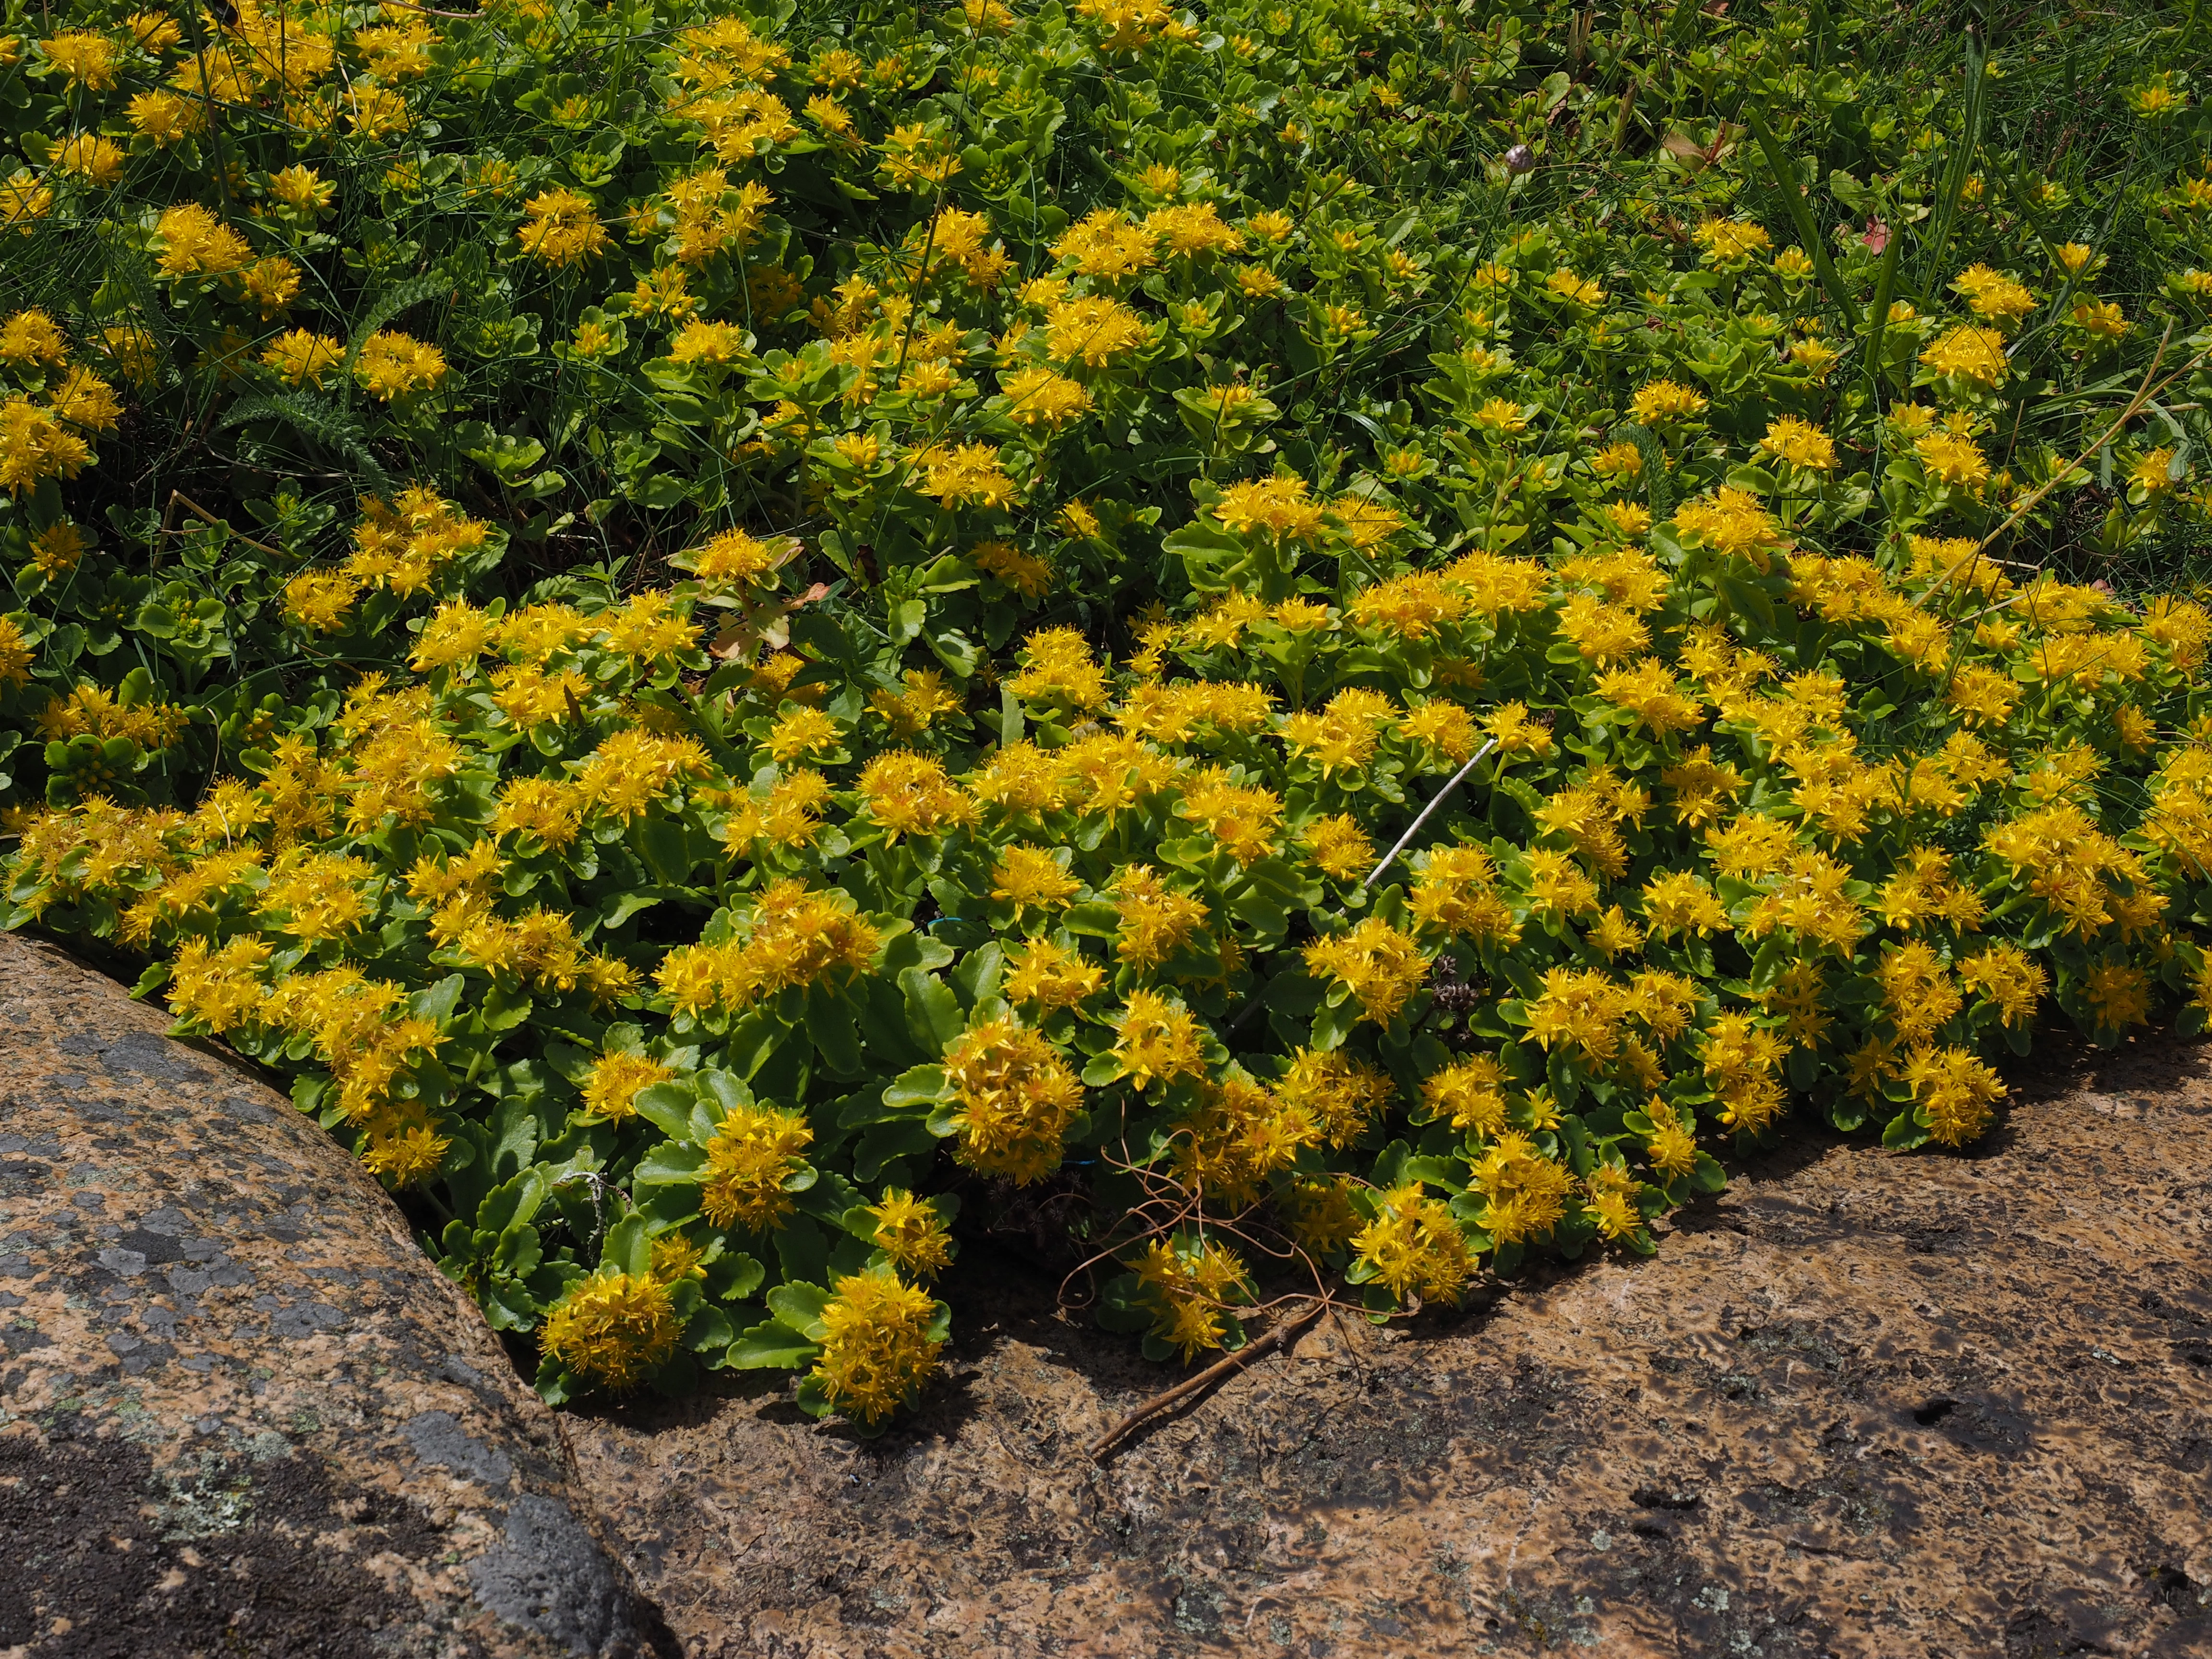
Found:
5,0 -> 2212,1427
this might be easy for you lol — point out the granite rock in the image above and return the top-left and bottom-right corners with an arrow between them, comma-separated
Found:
565,1037 -> 2212,1658
0,931 -> 673,1659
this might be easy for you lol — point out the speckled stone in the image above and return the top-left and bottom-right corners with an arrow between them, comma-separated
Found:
0,930 -> 673,1659
566,1037 -> 2212,1659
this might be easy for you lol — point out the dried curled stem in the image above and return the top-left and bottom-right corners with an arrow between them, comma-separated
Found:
1086,1297 -> 1327,1463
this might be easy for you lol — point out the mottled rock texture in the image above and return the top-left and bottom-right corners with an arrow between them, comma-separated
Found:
0,931 -> 672,1659
566,1037 -> 2212,1659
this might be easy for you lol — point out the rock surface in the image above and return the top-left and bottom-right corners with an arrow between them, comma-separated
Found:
0,931 -> 670,1659
565,1036 -> 2212,1659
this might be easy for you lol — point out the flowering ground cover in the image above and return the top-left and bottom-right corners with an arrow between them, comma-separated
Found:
3,0 -> 2212,1430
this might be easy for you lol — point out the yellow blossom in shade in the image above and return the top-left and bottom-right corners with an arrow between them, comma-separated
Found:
1169,1074 -> 1319,1207
1002,936 -> 1104,1013
1583,1163 -> 1646,1242
1353,1183 -> 1473,1302
1917,430 -> 1990,487
0,167 -> 54,230
1759,415 -> 1836,471
346,85 -> 411,139
971,539 -> 1051,596
868,1190 -> 953,1278
519,188 -> 609,266
538,1271 -> 680,1391
699,1100 -> 813,1231
1902,1046 -> 2005,1147
1921,325 -> 2010,385
53,133 -> 127,187
1410,845 -> 1519,945
946,1015 -> 1084,1178
1630,378 -> 1707,425
867,668 -> 961,738
1129,1236 -> 1250,1360
29,520 -> 90,577
1957,944 -> 2048,1029
2081,961 -> 2152,1035
579,1051 -> 673,1124
1267,1047 -> 1387,1148
1304,917 -> 1430,1025
1277,1175 -> 1363,1255
238,255 -> 302,317
2070,297 -> 2129,338
1110,864 -> 1210,968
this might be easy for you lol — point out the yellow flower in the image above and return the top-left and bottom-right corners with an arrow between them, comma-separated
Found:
1353,1183 -> 1473,1302
1920,325 -> 2009,385
1692,217 -> 1772,266
1916,430 -> 1990,488
1304,917 -> 1430,1024
354,330 -> 447,400
1629,378 -> 1707,425
53,133 -> 128,187
579,1051 -> 672,1124
868,1190 -> 954,1277
2069,298 -> 2128,339
1003,936 -> 1105,1012
1759,415 -> 1836,471
1951,264 -> 2036,328
539,1271 -> 680,1391
700,1101 -> 814,1231
810,1270 -> 944,1426
947,1016 -> 1084,1178
519,188 -> 609,266
262,328 -> 345,387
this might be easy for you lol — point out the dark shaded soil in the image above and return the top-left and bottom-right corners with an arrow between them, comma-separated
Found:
0,1425 -> 450,1658
567,1034 -> 2212,1658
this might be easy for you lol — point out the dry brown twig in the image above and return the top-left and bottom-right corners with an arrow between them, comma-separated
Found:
1086,1297 -> 1327,1463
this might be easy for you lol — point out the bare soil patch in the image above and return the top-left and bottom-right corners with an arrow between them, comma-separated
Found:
566,1036 -> 2212,1658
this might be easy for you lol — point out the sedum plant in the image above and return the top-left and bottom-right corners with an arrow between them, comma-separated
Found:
3,0 -> 2212,1424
